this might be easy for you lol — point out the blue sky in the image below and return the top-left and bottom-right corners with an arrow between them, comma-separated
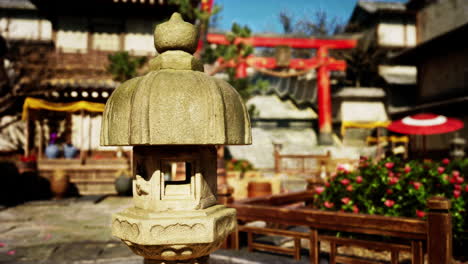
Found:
213,0 -> 408,33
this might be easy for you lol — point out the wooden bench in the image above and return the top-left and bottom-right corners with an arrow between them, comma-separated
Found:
230,191 -> 452,264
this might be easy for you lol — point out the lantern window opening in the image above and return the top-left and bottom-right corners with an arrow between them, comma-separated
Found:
161,159 -> 196,200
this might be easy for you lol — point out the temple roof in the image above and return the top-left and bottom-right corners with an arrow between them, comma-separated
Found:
0,0 -> 36,10
357,0 -> 407,13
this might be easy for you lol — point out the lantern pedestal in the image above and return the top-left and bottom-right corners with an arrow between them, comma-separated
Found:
113,205 -> 236,262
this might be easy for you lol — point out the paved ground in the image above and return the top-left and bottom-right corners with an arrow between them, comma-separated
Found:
0,196 -> 322,264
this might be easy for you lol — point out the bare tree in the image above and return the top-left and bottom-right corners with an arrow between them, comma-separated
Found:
278,10 -> 345,38
0,34 -> 54,117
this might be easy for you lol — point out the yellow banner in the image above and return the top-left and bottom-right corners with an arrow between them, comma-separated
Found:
341,121 -> 391,135
22,97 -> 105,120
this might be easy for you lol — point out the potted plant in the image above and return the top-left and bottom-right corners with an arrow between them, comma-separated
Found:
63,141 -> 77,159
114,169 -> 132,196
45,132 -> 60,159
50,169 -> 69,199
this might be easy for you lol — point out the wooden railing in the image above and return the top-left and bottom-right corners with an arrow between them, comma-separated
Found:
274,150 -> 331,177
230,191 -> 453,264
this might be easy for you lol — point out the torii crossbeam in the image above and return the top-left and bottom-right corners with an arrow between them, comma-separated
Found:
206,34 -> 357,145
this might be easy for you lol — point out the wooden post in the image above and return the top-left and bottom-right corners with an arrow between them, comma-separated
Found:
411,240 -> 423,264
247,231 -> 253,252
427,196 -> 452,264
38,120 -> 43,160
80,110 -> 86,165
309,229 -> 319,264
24,117 -> 32,157
294,237 -> 301,260
273,143 -> 281,174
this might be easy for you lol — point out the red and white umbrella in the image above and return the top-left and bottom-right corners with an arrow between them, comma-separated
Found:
388,113 -> 464,155
388,113 -> 463,135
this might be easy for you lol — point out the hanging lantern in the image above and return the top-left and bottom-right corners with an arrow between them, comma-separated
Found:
274,45 -> 291,67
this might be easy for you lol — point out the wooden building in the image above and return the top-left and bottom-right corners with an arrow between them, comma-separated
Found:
392,0 -> 468,156
345,0 -> 418,109
0,0 -> 189,194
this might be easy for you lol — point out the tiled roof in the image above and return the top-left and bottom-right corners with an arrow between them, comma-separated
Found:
358,0 -> 407,13
247,95 -> 316,119
334,87 -> 386,98
0,0 -> 36,10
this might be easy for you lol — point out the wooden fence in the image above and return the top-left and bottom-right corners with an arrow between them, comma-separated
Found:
229,191 -> 452,264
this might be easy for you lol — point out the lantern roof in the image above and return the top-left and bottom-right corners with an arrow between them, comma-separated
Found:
100,13 -> 251,146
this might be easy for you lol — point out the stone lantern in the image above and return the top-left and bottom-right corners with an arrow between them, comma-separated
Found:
101,13 -> 251,264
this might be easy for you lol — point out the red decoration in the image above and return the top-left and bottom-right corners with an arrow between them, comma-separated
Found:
205,34 -> 356,143
388,113 -> 463,135
201,0 -> 214,13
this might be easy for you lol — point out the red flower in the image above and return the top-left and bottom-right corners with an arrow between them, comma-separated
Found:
341,197 -> 351,205
454,190 -> 461,198
325,182 -> 331,187
386,189 -> 393,195
340,178 -> 350,186
324,201 -> 334,208
337,164 -> 348,173
454,184 -> 462,191
384,199 -> 395,207
442,158 -> 450,165
352,205 -> 359,213
404,166 -> 411,173
346,185 -> 353,192
356,175 -> 363,184
456,177 -> 464,184
388,177 -> 398,185
315,186 -> 325,194
385,162 -> 394,169
465,185 -> 468,192
412,182 -> 422,190
437,167 -> 445,174
416,210 -> 425,218
450,177 -> 457,184
388,171 -> 395,177
452,170 -> 460,178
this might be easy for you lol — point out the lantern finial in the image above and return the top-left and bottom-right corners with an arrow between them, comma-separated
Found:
154,12 -> 199,54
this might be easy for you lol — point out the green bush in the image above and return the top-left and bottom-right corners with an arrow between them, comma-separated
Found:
226,159 -> 254,173
314,157 -> 468,251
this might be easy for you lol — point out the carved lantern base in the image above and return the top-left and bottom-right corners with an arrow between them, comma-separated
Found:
112,205 -> 236,262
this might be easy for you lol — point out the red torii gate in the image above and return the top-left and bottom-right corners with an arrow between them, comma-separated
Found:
206,34 -> 357,145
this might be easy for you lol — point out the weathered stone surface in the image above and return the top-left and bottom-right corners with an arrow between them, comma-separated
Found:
101,12 -> 247,264
100,69 -> 251,146
100,12 -> 251,146
150,50 -> 204,72
132,146 -> 218,212
112,205 -> 236,245
154,13 -> 199,54
112,205 -> 236,261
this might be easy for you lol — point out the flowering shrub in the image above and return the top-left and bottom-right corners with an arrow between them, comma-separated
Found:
314,157 -> 468,250
226,159 -> 254,173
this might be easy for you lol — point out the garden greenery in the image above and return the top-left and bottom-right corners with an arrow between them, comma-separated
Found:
314,157 -> 468,250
